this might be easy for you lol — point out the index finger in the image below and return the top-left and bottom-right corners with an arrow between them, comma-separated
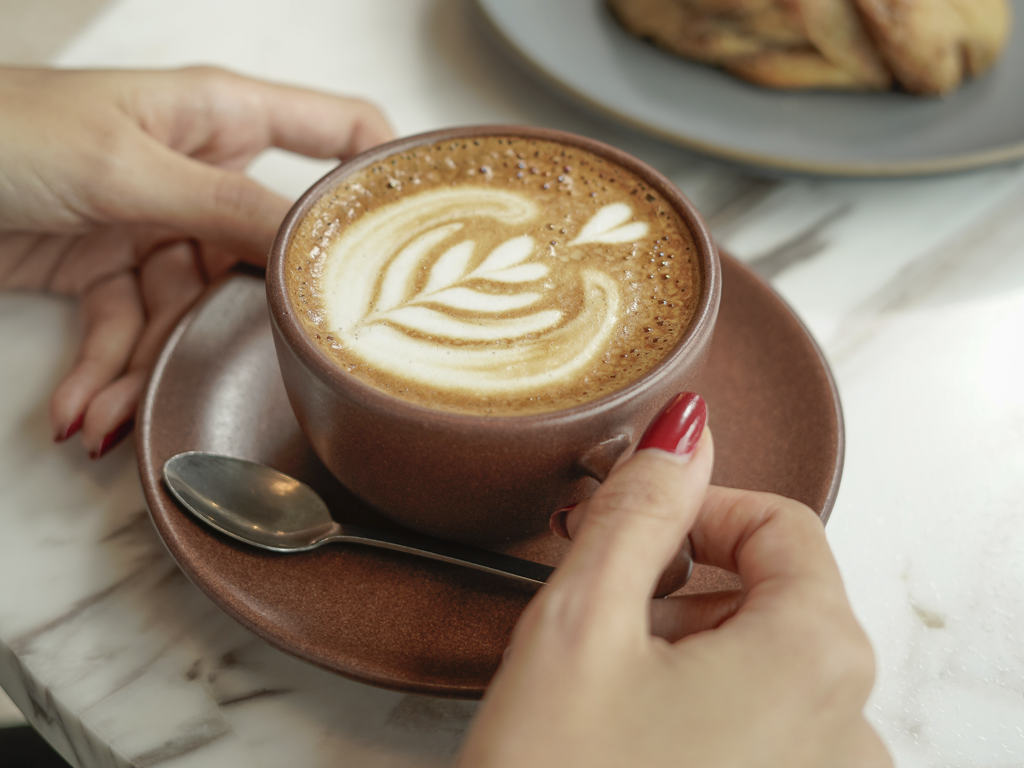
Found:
192,68 -> 395,160
114,69 -> 394,261
254,81 -> 395,160
678,487 -> 878,757
691,485 -> 847,601
548,392 -> 714,640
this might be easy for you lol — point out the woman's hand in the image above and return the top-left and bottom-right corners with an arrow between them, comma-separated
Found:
459,393 -> 891,768
0,66 -> 392,456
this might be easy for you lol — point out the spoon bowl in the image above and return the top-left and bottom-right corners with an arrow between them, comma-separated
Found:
162,451 -> 557,585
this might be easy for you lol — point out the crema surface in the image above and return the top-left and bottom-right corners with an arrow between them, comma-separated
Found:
286,137 -> 701,415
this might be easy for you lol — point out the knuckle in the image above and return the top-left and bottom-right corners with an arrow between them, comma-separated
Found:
793,598 -> 876,701
177,65 -> 236,89
78,131 -> 138,217
593,475 -> 679,528
838,624 -> 877,692
139,242 -> 202,309
182,66 -> 256,111
532,582 -> 609,646
535,583 -> 586,630
353,99 -> 390,126
820,630 -> 873,686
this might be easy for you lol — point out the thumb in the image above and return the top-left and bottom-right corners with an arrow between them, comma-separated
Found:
551,393 -> 713,635
92,134 -> 290,264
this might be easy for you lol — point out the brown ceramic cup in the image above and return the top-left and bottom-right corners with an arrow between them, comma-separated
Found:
267,126 -> 720,546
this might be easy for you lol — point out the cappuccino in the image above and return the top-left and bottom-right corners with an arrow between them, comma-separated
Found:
285,136 -> 701,415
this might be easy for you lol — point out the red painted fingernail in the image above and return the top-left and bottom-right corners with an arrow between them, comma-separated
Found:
637,393 -> 707,458
549,504 -> 576,541
89,418 -> 135,460
54,413 -> 85,443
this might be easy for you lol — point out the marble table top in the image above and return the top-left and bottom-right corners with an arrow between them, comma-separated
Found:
2,1 -> 1023,766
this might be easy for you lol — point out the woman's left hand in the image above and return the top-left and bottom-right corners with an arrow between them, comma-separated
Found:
0,66 -> 393,456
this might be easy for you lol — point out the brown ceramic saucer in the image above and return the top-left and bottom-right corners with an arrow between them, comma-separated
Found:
137,252 -> 843,699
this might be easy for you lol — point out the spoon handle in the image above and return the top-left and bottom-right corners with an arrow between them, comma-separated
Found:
326,524 -> 555,587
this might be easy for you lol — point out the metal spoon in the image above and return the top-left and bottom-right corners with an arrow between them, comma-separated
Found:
162,451 -> 555,587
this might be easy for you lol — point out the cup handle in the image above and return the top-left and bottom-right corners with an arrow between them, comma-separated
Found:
576,434 -> 633,482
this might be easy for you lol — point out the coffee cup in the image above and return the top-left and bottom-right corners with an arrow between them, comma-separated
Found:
267,126 -> 720,546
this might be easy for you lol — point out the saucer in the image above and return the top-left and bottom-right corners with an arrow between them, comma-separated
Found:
138,252 -> 843,699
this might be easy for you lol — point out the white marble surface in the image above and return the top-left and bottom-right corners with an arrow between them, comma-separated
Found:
2,0 -> 1024,765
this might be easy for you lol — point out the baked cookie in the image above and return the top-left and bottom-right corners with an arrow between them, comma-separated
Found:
608,0 -> 1010,94
855,0 -> 1011,94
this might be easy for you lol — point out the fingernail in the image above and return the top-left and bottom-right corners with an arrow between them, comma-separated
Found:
54,412 -> 85,443
89,418 -> 135,460
637,393 -> 707,458
549,504 -> 576,541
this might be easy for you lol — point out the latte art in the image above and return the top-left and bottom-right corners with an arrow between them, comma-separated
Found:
320,187 -> 646,395
287,136 -> 701,415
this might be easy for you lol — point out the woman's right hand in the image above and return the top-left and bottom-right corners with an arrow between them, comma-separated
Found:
459,393 -> 891,768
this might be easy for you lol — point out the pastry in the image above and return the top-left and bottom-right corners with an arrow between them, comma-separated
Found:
607,0 -> 1011,94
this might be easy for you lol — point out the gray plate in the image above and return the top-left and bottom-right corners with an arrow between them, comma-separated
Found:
475,0 -> 1024,176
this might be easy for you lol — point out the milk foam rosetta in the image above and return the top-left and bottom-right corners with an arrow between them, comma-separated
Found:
287,137 -> 701,415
